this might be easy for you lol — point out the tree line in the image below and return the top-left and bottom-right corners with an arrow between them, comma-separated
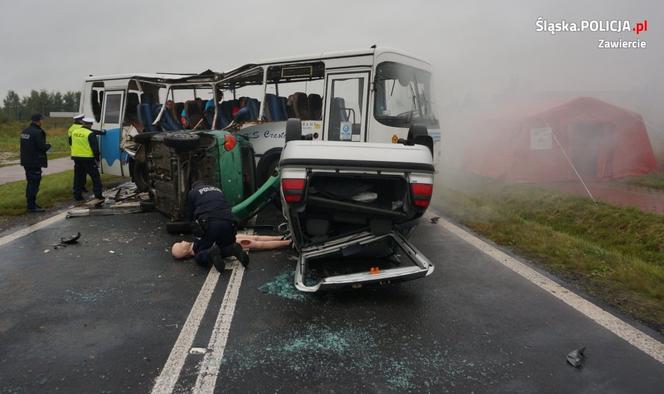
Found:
1,90 -> 81,122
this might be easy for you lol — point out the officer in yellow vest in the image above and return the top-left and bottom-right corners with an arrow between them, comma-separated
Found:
72,117 -> 103,201
67,114 -> 85,143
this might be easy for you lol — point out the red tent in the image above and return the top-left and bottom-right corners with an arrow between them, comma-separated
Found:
462,97 -> 657,182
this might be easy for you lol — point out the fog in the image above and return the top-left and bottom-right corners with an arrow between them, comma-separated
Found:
1,0 -> 662,163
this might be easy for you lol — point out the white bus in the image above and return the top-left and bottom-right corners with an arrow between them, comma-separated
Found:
79,47 -> 441,182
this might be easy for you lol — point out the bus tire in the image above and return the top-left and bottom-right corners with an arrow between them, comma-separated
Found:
133,160 -> 151,192
133,131 -> 160,145
285,118 -> 302,143
164,132 -> 200,152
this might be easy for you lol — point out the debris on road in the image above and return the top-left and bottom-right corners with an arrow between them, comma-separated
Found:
67,182 -> 149,218
566,347 -> 586,368
53,232 -> 81,249
430,216 -> 440,224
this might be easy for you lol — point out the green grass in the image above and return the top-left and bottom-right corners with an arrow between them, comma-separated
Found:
0,170 -> 119,216
435,180 -> 664,333
622,172 -> 664,191
0,120 -> 71,162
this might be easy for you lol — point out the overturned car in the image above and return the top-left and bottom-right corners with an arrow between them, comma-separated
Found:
280,120 -> 436,292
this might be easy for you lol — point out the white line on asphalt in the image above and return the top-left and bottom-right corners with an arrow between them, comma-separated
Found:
432,214 -> 664,365
0,211 -> 67,247
193,262 -> 246,393
192,227 -> 252,394
151,268 -> 221,394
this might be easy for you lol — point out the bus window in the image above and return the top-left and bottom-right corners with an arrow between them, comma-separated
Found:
264,63 -> 324,122
374,62 -> 439,129
91,82 -> 104,122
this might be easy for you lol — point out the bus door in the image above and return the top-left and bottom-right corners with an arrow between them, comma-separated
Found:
99,90 -> 126,175
323,72 -> 369,142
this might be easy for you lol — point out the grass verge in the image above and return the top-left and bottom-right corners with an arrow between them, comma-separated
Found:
435,180 -> 664,334
622,172 -> 664,191
0,170 -> 120,216
0,120 -> 70,163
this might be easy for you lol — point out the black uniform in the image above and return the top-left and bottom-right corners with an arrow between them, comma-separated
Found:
186,181 -> 248,270
20,122 -> 51,210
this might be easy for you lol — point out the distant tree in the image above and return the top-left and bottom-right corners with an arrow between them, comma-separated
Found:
63,91 -> 81,112
2,90 -> 21,120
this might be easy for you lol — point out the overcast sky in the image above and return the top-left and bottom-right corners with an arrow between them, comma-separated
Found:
1,0 -> 661,119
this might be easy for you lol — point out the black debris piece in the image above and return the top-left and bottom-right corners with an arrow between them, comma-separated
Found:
566,346 -> 586,368
53,232 -> 81,249
430,216 -> 440,224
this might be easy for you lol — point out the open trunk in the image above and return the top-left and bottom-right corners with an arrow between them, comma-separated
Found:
280,140 -> 435,291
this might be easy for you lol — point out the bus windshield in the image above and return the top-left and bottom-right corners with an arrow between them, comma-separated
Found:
374,62 -> 439,129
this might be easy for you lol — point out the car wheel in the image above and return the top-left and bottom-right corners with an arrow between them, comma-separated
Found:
255,149 -> 281,187
285,118 -> 302,143
164,132 -> 200,152
133,160 -> 151,192
133,131 -> 160,145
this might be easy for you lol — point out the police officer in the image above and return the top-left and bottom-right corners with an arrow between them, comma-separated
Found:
71,117 -> 103,201
171,181 -> 249,272
20,114 -> 51,212
68,114 -> 87,194
67,113 -> 85,141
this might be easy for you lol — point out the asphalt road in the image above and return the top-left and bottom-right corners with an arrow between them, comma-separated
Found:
0,208 -> 663,393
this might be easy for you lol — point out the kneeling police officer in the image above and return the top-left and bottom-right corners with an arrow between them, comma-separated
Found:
171,181 -> 249,271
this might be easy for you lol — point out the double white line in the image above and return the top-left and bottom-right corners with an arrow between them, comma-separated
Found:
152,248 -> 248,394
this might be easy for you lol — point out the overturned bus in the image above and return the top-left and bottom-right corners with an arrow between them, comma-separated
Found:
79,47 -> 441,186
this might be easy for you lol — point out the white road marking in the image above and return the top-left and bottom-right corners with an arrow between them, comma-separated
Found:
0,211 -> 67,247
193,262 -> 246,393
192,228 -> 252,394
432,214 -> 664,365
151,268 -> 221,394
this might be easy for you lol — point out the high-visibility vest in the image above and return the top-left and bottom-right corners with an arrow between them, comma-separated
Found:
71,127 -> 94,158
67,123 -> 82,138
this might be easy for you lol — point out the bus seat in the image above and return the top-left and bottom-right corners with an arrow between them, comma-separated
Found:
185,100 -> 204,129
139,102 -> 157,132
219,100 -> 237,122
265,94 -> 287,121
235,106 -> 251,122
215,104 -> 231,129
247,98 -> 260,120
328,97 -> 348,141
155,104 -> 182,131
308,94 -> 323,120
288,92 -> 310,120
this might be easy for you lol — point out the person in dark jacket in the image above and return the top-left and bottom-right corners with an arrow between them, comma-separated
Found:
71,117 -> 103,201
171,181 -> 249,272
20,114 -> 51,212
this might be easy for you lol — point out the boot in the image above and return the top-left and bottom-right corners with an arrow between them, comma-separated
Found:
231,243 -> 249,268
208,245 -> 225,273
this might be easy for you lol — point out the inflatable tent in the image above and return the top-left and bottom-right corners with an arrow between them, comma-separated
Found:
462,97 -> 657,182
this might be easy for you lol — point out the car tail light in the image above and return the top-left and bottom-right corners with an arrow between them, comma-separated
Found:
282,178 -> 305,203
223,134 -> 237,151
411,183 -> 433,208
